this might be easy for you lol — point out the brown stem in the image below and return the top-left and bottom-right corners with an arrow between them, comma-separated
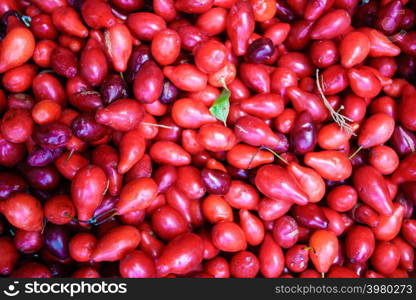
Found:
303,246 -> 317,255
93,208 -> 116,221
262,147 -> 289,165
39,69 -> 55,74
247,146 -> 262,169
94,211 -> 118,226
104,30 -> 113,58
103,179 -> 109,195
219,77 -> 227,90
316,69 -> 356,136
64,148 -> 75,164
87,208 -> 117,226
79,90 -> 100,96
41,217 -> 46,234
403,132 -> 416,153
141,122 -> 175,129
348,145 -> 363,160
64,213 -> 92,224
65,208 -> 117,226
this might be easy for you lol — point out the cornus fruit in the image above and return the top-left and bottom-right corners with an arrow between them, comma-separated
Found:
0,0 -> 414,279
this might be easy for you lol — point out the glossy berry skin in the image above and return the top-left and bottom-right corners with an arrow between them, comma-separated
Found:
164,65 -> 207,93
91,226 -> 141,262
291,203 -> 328,230
345,226 -> 375,264
201,168 -> 231,195
211,222 -> 247,252
245,38 -> 275,64
0,27 -> 35,73
0,193 -> 43,232
0,237 -> 18,275
117,178 -> 159,215
202,195 -> 233,224
255,165 -> 309,205
0,172 -> 27,200
371,242 -> 400,275
353,165 -> 393,216
290,111 -> 317,155
2,108 -> 34,144
340,31 -> 370,68
134,60 -> 164,104
258,234 -> 284,278
311,9 -> 351,40
156,233 -> 204,276
326,185 -> 357,212
195,39 -> 228,73
150,141 -> 191,167
69,233 -> 97,262
0,0 -> 415,280
239,209 -> 264,246
309,230 -> 339,274
71,165 -> 107,223
358,113 -> 395,149
151,29 -> 181,66
227,1 -> 255,56
14,230 -> 43,254
234,115 -> 287,152
230,251 -> 259,278
304,151 -> 352,181
272,216 -> 299,249
373,203 -> 404,242
310,40 -> 339,68
285,244 -> 309,273
43,224 -> 70,260
151,205 -> 189,241
95,99 -> 145,131
119,250 -> 156,278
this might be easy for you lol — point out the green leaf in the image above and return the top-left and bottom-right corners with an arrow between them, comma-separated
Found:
209,85 -> 230,127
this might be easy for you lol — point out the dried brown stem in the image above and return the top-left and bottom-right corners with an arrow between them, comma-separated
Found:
94,212 -> 118,226
262,147 -> 289,165
235,125 -> 249,134
64,148 -> 75,164
247,146 -> 261,169
348,145 -> 363,160
103,179 -> 109,195
141,122 -> 175,129
403,132 -> 416,153
316,69 -> 356,136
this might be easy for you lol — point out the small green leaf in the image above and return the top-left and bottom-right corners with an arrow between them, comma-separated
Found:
209,85 -> 230,127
